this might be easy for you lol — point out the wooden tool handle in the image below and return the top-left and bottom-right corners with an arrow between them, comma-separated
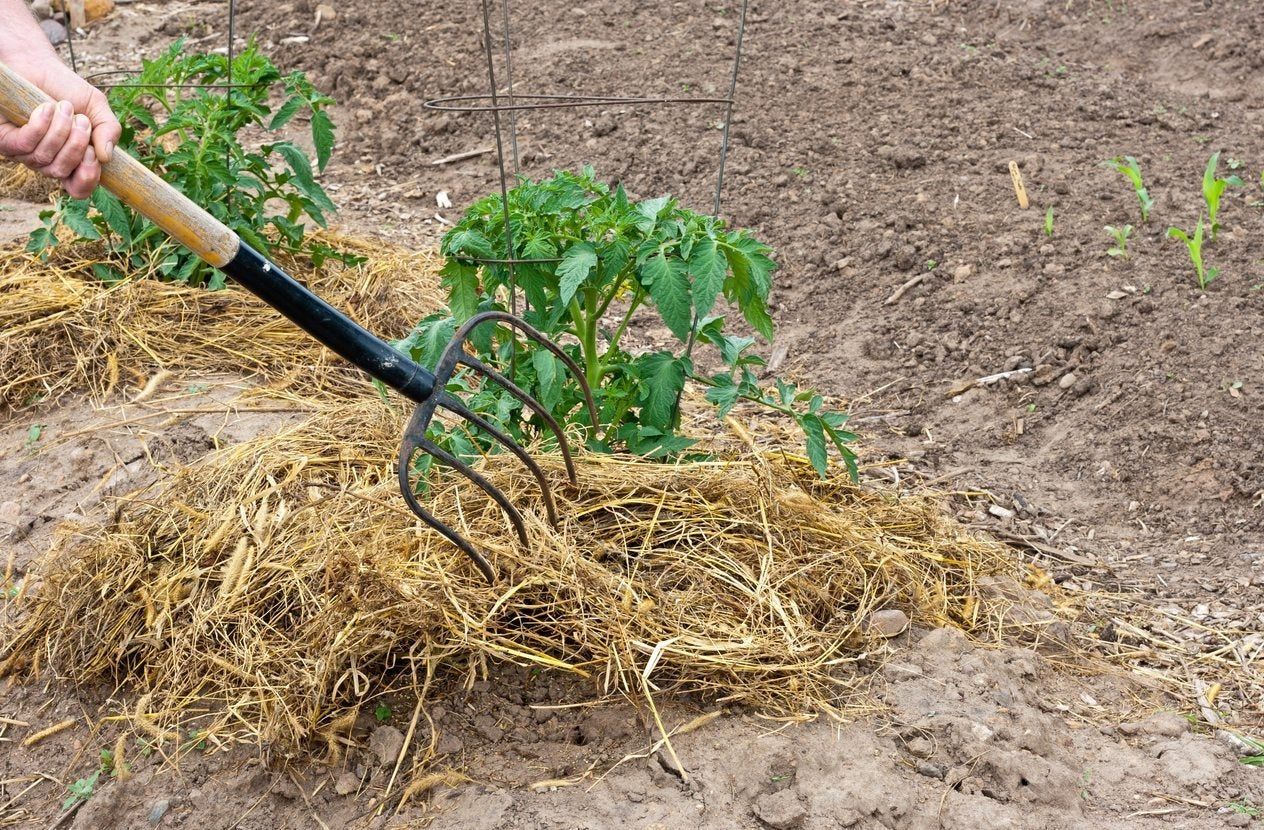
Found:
0,60 -> 239,266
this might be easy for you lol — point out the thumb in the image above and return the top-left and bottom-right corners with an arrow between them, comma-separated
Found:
82,88 -> 121,164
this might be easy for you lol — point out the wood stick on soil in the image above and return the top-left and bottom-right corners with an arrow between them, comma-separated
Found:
430,147 -> 493,166
884,273 -> 927,305
1009,161 -> 1030,209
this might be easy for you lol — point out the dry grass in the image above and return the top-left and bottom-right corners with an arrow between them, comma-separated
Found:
0,397 -> 1019,753
0,160 -> 56,203
0,235 -> 443,409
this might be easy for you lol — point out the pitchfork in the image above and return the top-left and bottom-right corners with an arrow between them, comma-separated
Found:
0,62 -> 596,584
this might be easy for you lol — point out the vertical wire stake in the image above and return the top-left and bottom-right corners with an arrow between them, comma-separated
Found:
713,0 -> 749,218
479,0 -> 520,376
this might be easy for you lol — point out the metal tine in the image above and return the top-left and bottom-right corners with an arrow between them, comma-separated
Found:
455,353 -> 579,484
436,392 -> 560,526
397,428 -> 530,582
396,444 -> 496,584
442,310 -> 599,430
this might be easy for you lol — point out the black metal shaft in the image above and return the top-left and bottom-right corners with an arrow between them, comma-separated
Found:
221,241 -> 437,403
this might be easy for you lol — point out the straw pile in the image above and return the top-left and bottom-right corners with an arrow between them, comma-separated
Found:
0,397 -> 1019,751
0,159 -> 56,202
0,235 -> 443,409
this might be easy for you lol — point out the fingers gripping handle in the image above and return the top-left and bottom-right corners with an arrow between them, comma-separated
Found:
0,60 -> 239,266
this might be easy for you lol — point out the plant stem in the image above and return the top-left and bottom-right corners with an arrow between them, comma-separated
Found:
605,288 -> 645,365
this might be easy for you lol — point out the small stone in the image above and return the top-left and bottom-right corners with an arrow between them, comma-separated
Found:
334,772 -> 359,796
30,0 -> 52,19
752,789 -> 806,830
1058,372 -> 1078,390
39,18 -> 66,45
906,737 -> 934,758
953,264 -> 973,281
315,3 -> 336,21
437,733 -> 464,755
1226,812 -> 1251,828
1141,712 -> 1189,738
867,609 -> 910,638
915,761 -> 945,779
369,725 -> 405,766
148,799 -> 170,825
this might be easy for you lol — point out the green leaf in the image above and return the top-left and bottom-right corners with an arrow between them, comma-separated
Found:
637,352 -> 687,429
445,228 -> 496,260
634,195 -> 671,232
269,95 -> 303,130
399,315 -> 457,370
801,414 -> 829,478
642,251 -> 692,342
59,203 -> 101,241
704,373 -> 741,418
439,260 -> 480,322
91,189 -> 132,244
531,349 -> 561,411
310,110 -> 334,171
688,237 -> 726,318
557,242 -> 597,305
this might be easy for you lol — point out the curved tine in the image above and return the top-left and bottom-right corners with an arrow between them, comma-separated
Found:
456,353 -> 578,485
397,441 -> 496,584
418,435 -> 531,549
450,311 -> 599,430
436,394 -> 560,527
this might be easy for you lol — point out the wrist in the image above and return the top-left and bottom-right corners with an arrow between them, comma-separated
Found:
0,6 -> 59,66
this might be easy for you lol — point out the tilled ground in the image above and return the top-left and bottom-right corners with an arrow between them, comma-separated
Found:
1,0 -> 1263,827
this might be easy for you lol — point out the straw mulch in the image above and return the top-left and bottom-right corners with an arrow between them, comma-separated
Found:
0,235 -> 443,409
0,160 -> 57,203
0,398 -> 1020,753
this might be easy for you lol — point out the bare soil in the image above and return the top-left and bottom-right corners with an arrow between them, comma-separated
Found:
2,0 -> 1263,827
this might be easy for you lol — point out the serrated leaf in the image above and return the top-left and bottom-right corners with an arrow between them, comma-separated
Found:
401,316 -> 457,370
269,95 -> 303,130
59,203 -> 101,241
689,237 -> 726,318
557,242 -> 597,305
637,352 -> 687,429
802,414 -> 829,478
91,189 -> 132,244
704,373 -> 741,418
531,349 -> 561,411
310,110 -> 334,171
445,228 -> 496,260
634,195 -> 670,232
642,251 -> 692,342
439,260 -> 480,322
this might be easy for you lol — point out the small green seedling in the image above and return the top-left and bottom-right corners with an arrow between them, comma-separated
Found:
1167,216 -> 1219,289
1202,151 -> 1244,239
1103,155 -> 1154,222
374,703 -> 392,723
1044,206 -> 1055,237
1104,224 -> 1133,259
24,424 -> 44,448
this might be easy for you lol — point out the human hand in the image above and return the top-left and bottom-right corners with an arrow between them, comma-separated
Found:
0,47 -> 121,199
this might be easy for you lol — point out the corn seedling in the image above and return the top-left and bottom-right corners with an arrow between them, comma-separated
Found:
1202,151 -> 1244,239
1167,217 -> 1219,289
1104,224 -> 1132,259
1044,206 -> 1055,237
1103,155 -> 1154,222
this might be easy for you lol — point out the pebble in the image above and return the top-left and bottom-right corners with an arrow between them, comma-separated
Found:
752,790 -> 806,830
369,725 -> 405,766
867,609 -> 910,638
1058,372 -> 1078,390
334,772 -> 359,796
39,18 -> 66,45
148,799 -> 170,825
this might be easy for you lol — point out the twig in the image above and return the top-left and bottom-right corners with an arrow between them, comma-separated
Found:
431,147 -> 493,166
884,273 -> 927,305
